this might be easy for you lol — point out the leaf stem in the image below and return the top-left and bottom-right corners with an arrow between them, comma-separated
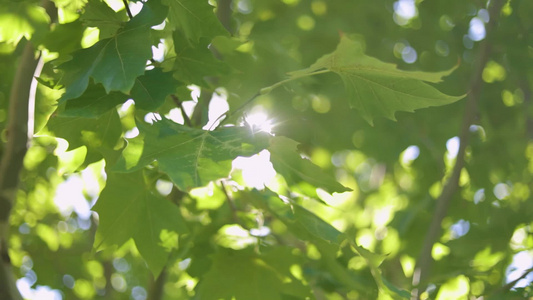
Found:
219,181 -> 240,225
213,69 -> 331,130
488,267 -> 533,298
171,94 -> 192,127
259,69 -> 331,95
122,0 -> 133,19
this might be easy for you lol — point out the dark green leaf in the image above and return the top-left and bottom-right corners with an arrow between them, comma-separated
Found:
58,0 -> 168,100
130,68 -> 180,110
61,83 -> 128,118
80,0 -> 127,38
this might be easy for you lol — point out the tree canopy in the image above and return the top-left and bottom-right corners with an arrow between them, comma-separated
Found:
0,0 -> 532,299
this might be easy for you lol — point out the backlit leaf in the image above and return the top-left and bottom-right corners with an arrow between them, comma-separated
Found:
289,36 -> 464,124
194,248 -> 312,300
45,109 -> 122,163
93,171 -> 188,276
80,0 -> 127,39
0,1 -> 49,45
163,0 -> 227,43
268,136 -> 351,194
58,0 -> 168,100
114,118 -> 269,190
172,33 -> 229,86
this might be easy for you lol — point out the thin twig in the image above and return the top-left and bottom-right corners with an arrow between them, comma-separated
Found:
219,181 -> 240,224
211,92 -> 260,130
122,0 -> 133,19
489,267 -> 533,297
171,95 -> 192,127
411,0 -> 506,298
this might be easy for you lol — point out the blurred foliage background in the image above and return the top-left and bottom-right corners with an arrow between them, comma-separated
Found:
0,0 -> 532,299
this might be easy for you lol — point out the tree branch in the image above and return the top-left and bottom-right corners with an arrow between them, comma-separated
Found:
411,0 -> 506,297
489,267 -> 533,297
171,94 -> 192,127
0,0 -> 56,298
0,39 -> 39,300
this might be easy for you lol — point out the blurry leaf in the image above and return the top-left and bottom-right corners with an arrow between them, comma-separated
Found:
58,0 -> 168,100
130,68 -> 180,110
289,36 -> 464,124
163,0 -> 227,43
114,119 -> 269,190
93,171 -> 188,276
246,189 -> 345,245
347,237 -> 410,299
0,1 -> 50,45
194,248 -> 311,300
172,33 -> 229,86
268,136 -> 351,194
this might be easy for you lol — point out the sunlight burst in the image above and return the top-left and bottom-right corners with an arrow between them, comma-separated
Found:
243,108 -> 274,134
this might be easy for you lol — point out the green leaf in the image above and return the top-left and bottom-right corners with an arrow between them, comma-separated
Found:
246,189 -> 345,246
45,109 -> 122,163
42,20 -> 85,55
61,83 -> 128,118
58,0 -> 168,100
172,33 -> 229,86
289,36 -> 464,124
93,171 -> 188,276
80,0 -> 128,39
114,119 -> 269,190
194,248 -> 311,300
0,1 -> 49,45
268,136 -> 351,194
346,236 -> 410,299
130,68 -> 180,110
162,0 -> 227,43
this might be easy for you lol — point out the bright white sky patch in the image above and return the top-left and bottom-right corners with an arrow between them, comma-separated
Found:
151,40 -> 166,62
401,145 -> 420,166
144,112 -> 161,124
128,1 -> 143,16
232,150 -> 277,189
17,277 -> 62,300
446,136 -> 460,160
54,175 -> 91,220
204,89 -> 229,130
394,0 -> 416,19
493,183 -> 510,200
393,0 -> 417,25
469,17 -> 486,41
118,99 -> 134,117
506,250 -> 533,288
401,46 -> 417,64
